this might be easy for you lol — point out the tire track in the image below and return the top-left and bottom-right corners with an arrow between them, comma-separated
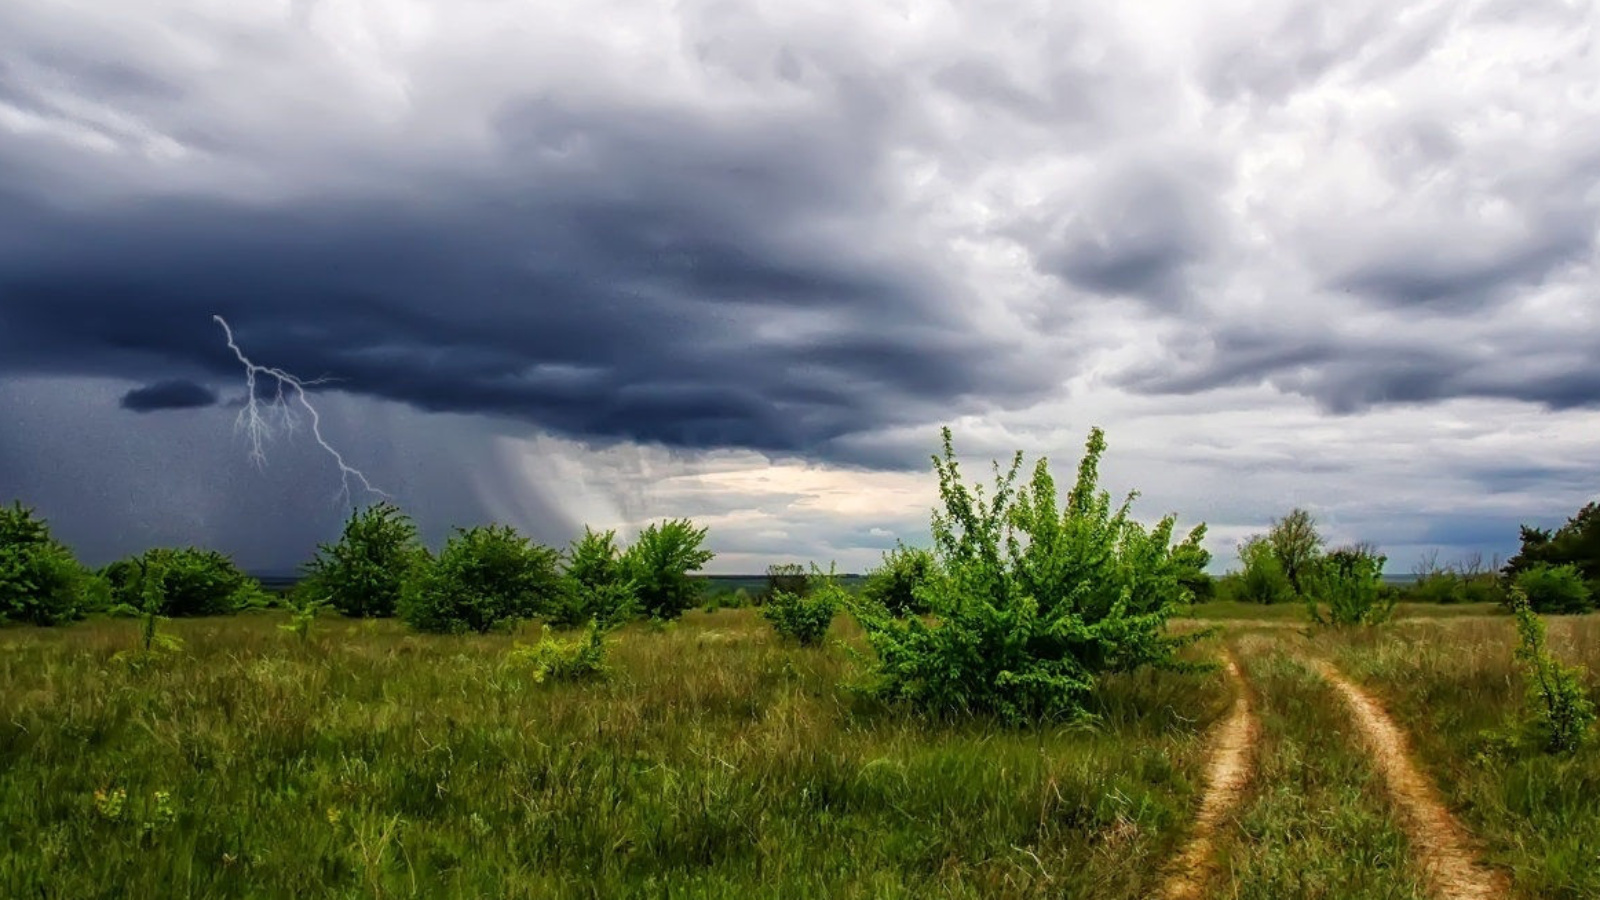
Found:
1156,651 -> 1258,900
1309,658 -> 1509,900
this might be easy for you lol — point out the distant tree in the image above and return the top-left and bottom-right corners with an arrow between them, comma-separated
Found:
104,547 -> 267,618
300,502 -> 427,618
400,525 -> 562,633
619,519 -> 715,621
1267,508 -> 1325,597
0,502 -> 96,626
549,527 -> 637,629
1236,535 -> 1294,604
1307,543 -> 1394,626
1504,503 -> 1600,597
762,563 -> 810,605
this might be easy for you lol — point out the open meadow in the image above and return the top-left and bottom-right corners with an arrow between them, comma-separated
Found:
2,605 -> 1598,899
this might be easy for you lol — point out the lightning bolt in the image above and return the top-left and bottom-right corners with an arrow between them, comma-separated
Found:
214,314 -> 389,506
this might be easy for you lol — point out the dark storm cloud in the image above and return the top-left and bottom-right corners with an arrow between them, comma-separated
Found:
119,378 -> 218,412
0,94 -> 1048,464
1019,156 -> 1221,309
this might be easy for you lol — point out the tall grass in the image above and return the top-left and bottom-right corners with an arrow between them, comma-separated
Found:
1326,617 -> 1600,900
0,609 -> 1228,899
1216,631 -> 1427,899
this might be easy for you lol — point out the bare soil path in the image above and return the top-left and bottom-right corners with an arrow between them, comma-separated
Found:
1156,652 -> 1259,900
1309,658 -> 1510,900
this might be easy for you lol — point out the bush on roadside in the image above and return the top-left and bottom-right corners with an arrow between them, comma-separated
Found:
299,502 -> 427,618
1306,543 -> 1394,626
400,525 -> 562,633
850,427 -> 1208,723
1236,536 -> 1295,605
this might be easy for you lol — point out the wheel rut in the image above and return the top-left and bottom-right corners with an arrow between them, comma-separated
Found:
1308,658 -> 1509,900
1156,651 -> 1259,900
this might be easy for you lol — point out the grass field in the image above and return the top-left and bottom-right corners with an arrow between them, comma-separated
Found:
1,605 -> 1596,899
0,610 -> 1228,899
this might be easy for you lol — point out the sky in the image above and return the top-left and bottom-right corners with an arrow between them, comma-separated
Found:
0,0 -> 1596,575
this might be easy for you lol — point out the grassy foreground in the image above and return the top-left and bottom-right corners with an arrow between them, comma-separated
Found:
1325,617 -> 1600,900
0,610 -> 1229,899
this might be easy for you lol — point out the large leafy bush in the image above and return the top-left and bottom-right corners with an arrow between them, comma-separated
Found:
103,547 -> 266,617
300,502 -> 426,618
619,519 -> 714,621
860,543 -> 936,616
1512,563 -> 1594,615
400,525 -> 562,633
850,427 -> 1207,722
549,527 -> 637,629
0,501 -> 95,626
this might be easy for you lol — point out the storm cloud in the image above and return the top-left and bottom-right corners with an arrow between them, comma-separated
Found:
1,0 -> 1597,572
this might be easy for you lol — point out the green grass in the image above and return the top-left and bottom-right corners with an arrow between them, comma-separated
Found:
1216,631 -> 1427,899
1183,600 -> 1504,622
0,609 -> 1229,899
1324,615 -> 1600,900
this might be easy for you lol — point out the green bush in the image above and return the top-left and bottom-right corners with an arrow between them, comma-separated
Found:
104,547 -> 265,618
1236,536 -> 1294,604
1510,588 -> 1595,753
850,427 -> 1207,723
400,525 -> 562,634
504,621 -> 611,683
762,566 -> 844,646
619,519 -> 714,621
1307,544 -> 1394,626
300,502 -> 426,618
0,502 -> 95,626
549,528 -> 637,629
1505,502 -> 1600,594
1512,563 -> 1594,615
860,543 -> 935,616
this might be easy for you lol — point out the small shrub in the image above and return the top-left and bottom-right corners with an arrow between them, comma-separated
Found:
850,427 -> 1208,723
619,519 -> 714,621
1512,563 -> 1593,615
400,525 -> 562,634
0,501 -> 95,626
279,584 -> 331,643
1509,588 -> 1595,753
104,548 -> 262,618
505,621 -> 610,682
762,565 -> 845,646
300,502 -> 426,618
1306,544 -> 1394,626
549,528 -> 637,629
860,543 -> 935,617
